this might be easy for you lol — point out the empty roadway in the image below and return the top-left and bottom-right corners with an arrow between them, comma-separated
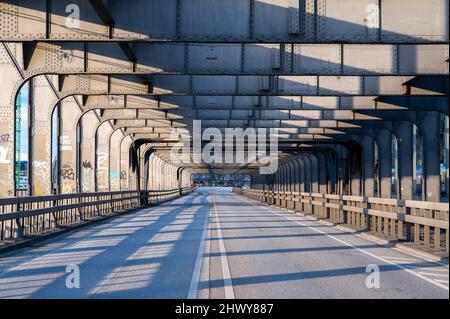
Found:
0,189 -> 448,299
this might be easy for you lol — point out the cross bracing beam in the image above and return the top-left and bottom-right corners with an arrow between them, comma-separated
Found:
136,115 -> 424,130
1,1 -> 447,203
124,132 -> 349,142
402,75 -> 449,95
96,107 -> 396,122
51,74 -> 448,98
111,121 -> 415,152
102,121 -> 371,150
146,146 -> 349,172
149,75 -> 448,96
37,74 -> 447,140
112,125 -> 350,138
120,130 -> 354,142
84,110 -> 429,131
80,94 -> 449,114
17,41 -> 450,76
96,112 -> 427,153
167,108 -> 447,120
1,0 -> 448,44
26,78 -> 444,170
98,117 -> 391,132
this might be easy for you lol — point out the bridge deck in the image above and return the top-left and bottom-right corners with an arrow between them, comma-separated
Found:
0,191 -> 448,299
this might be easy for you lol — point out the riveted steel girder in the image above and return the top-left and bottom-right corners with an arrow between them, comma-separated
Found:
1,0 -> 448,44
16,41 -> 450,76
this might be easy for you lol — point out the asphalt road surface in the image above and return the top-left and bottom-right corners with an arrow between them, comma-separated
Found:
0,189 -> 448,299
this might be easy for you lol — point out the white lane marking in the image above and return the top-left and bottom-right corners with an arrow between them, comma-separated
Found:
237,195 -> 449,291
390,247 -> 449,268
412,267 -> 450,272
381,260 -> 417,265
381,256 -> 417,262
261,203 -> 449,268
434,279 -> 449,284
212,194 -> 235,299
187,195 -> 210,299
418,272 -> 449,278
197,213 -> 212,300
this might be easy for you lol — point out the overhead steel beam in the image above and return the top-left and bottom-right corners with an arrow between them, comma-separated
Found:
20,42 -> 449,76
89,106 -> 438,123
101,114 -> 417,136
402,75 -> 449,95
51,74 -> 445,97
88,0 -> 114,27
1,0 -> 448,44
149,75 -> 447,96
87,1 -> 152,85
80,94 -> 449,114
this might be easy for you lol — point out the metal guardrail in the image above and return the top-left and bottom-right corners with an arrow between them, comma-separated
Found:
0,188 -> 191,242
234,188 -> 449,255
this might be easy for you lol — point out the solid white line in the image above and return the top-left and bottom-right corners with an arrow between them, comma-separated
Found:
187,195 -> 210,299
238,195 -> 449,291
381,256 -> 417,262
412,267 -> 450,272
434,279 -> 449,284
390,247 -> 450,267
212,194 -> 235,299
418,272 -> 449,278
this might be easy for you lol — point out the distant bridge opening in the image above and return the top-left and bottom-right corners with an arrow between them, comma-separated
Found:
192,173 -> 251,188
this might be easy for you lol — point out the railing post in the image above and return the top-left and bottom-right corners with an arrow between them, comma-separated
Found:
363,197 -> 369,231
110,193 -> 114,214
77,195 -> 84,221
51,198 -> 59,228
446,229 -> 449,255
15,202 -> 23,239
144,191 -> 149,206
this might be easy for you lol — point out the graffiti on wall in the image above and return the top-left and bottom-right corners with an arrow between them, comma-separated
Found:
32,161 -> 49,179
97,152 -> 108,190
82,161 -> 92,168
120,171 -> 129,190
82,161 -> 92,192
60,163 -> 75,193
98,153 -> 108,170
60,135 -> 72,151
0,146 -> 10,164
0,133 -> 12,164
82,167 -> 91,192
110,171 -> 120,178
0,133 -> 11,143
110,171 -> 120,190
62,183 -> 73,194
60,163 -> 75,180
32,160 -> 49,195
